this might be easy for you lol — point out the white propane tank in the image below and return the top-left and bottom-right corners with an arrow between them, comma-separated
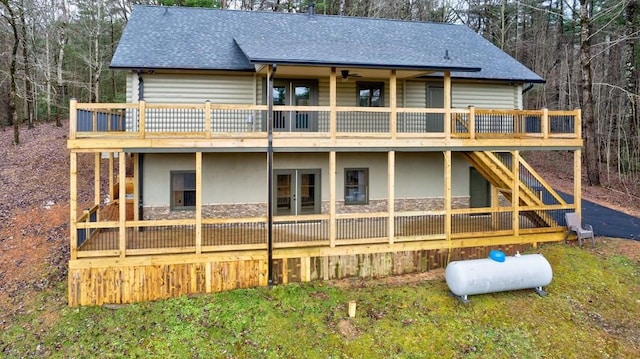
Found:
445,252 -> 552,302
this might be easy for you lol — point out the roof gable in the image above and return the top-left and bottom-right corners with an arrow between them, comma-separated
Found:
111,6 -> 543,83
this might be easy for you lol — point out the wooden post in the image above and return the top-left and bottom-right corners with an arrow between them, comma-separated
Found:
468,105 -> 475,139
70,152 -> 78,260
491,185 -> 500,230
574,149 -> 582,217
388,151 -> 395,245
329,151 -> 336,248
330,68 -> 337,140
69,98 -> 77,140
444,151 -> 452,241
108,153 -> 114,203
133,153 -> 139,222
94,152 -> 101,221
575,108 -> 582,138
92,109 -> 97,134
195,152 -> 203,254
119,152 -> 127,258
512,151 -> 520,236
390,70 -> 397,139
138,100 -> 146,137
204,100 -> 212,139
348,301 -> 357,318
444,72 -> 452,140
541,108 -> 549,139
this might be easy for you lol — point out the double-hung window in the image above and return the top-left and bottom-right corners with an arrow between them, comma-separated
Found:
344,168 -> 368,205
357,82 -> 384,107
171,171 -> 196,210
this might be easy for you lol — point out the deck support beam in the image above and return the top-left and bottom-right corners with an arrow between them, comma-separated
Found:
574,149 -> 582,217
108,153 -> 114,203
444,71 -> 451,140
390,70 -> 397,139
94,153 -> 100,219
444,151 -> 452,243
329,151 -> 336,247
118,152 -> 126,258
70,152 -> 78,260
512,151 -> 520,236
195,152 -> 203,254
133,153 -> 139,222
388,151 -> 395,244
330,67 -> 337,141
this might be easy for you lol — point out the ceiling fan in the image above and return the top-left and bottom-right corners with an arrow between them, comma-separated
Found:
340,69 -> 362,81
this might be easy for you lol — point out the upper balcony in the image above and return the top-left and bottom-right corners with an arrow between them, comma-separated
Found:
68,100 -> 582,151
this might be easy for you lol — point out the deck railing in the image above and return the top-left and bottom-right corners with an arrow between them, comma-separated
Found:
74,205 -> 574,258
69,100 -> 581,142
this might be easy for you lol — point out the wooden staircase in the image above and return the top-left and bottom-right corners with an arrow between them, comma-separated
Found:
461,151 -> 566,227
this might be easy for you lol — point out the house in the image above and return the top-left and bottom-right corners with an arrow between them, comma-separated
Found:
67,5 -> 583,306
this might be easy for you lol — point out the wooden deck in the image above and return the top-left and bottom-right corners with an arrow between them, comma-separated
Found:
68,101 -> 582,151
77,207 -> 568,255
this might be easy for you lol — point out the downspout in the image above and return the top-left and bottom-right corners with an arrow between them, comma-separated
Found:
267,64 -> 277,286
521,83 -> 534,95
137,70 -> 144,101
137,70 -> 144,222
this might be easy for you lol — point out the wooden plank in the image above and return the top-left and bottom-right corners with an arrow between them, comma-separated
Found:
204,100 -> 212,139
388,150 -> 395,244
69,99 -> 78,139
205,261 -> 212,293
575,149 -> 582,217
108,153 -> 114,203
444,151 -> 452,241
329,151 -> 336,247
132,153 -> 139,222
138,100 -> 146,137
70,152 -> 78,260
512,151 -> 520,236
300,256 -> 311,282
541,108 -> 549,139
119,153 -> 127,258
443,72 -> 451,140
390,70 -> 397,139
468,106 -> 475,139
195,152 -> 202,255
94,153 -> 101,210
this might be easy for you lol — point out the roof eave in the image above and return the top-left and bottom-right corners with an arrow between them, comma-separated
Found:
247,59 -> 482,73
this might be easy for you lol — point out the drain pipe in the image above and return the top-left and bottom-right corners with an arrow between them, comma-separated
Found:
267,64 -> 277,286
521,83 -> 534,95
137,70 -> 144,222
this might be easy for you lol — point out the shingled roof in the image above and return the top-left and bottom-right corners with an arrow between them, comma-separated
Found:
111,5 -> 544,83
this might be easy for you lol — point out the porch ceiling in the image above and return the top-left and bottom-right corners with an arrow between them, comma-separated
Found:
255,65 -> 434,80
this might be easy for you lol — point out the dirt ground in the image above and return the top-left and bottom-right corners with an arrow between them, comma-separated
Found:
0,122 -> 639,310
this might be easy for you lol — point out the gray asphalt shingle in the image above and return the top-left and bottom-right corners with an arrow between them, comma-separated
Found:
111,6 -> 544,83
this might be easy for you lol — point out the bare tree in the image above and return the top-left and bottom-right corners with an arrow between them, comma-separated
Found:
579,0 -> 600,185
1,0 -> 21,144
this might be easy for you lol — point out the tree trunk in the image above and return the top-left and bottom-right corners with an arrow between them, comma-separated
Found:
2,0 -> 21,144
624,0 -> 639,171
55,0 -> 68,127
19,0 -> 34,129
580,0 -> 600,185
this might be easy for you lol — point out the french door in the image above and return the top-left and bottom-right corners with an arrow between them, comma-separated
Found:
272,81 -> 317,132
274,169 -> 321,216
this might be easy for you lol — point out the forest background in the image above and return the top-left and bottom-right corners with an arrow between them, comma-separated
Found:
1,0 -> 639,194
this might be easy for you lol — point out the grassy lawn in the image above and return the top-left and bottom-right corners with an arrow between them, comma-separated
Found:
1,241 -> 639,358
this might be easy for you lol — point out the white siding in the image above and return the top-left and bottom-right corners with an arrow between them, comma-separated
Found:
452,82 -> 520,109
404,80 -> 427,108
142,73 -> 255,104
403,80 -> 521,110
